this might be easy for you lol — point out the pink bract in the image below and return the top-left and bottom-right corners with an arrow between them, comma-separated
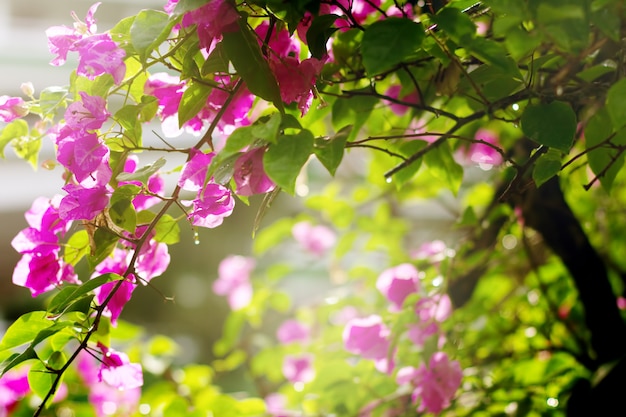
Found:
0,96 -> 28,122
256,21 -> 301,58
411,352 -> 462,414
188,183 -> 235,228
181,0 -> 239,50
282,353 -> 315,384
178,149 -> 215,192
58,184 -> 109,221
233,147 -> 276,196
277,319 -> 310,345
343,315 -> 391,360
376,263 -> 420,311
95,278 -> 136,326
269,56 -> 325,115
292,221 -> 336,256
213,255 -> 255,310
97,342 -> 144,390
65,92 -> 110,132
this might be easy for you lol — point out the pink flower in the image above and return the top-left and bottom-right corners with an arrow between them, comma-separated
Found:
233,147 -> 275,196
411,240 -> 450,263
415,294 -> 452,323
12,252 -> 76,297
256,21 -> 300,57
0,366 -> 31,412
178,149 -> 215,192
77,351 -> 141,417
213,255 -> 255,310
181,0 -> 239,50
55,128 -> 110,183
200,77 -> 253,133
24,195 -> 69,235
135,239 -> 170,283
618,296 -> 626,310
59,184 -> 109,221
376,263 -> 420,311
188,183 -> 235,228
269,56 -> 325,115
97,343 -> 143,390
144,72 -> 185,120
384,85 -> 420,116
277,319 -> 310,345
466,128 -> 503,170
292,221 -> 336,256
65,92 -> 110,132
282,354 -> 315,384
410,352 -> 462,414
343,315 -> 391,360
11,227 -> 59,256
95,278 -> 136,326
120,155 -> 164,210
332,0 -> 382,27
0,96 -> 28,122
296,4 -> 333,46
265,393 -> 289,417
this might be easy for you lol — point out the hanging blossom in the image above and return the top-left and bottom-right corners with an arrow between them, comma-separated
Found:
343,315 -> 395,373
282,353 -> 315,384
376,263 -> 421,311
332,0 -> 382,28
179,149 -> 235,228
396,352 -> 462,414
407,293 -> 452,347
45,2 -> 126,84
269,55 -> 325,116
212,255 -> 255,310
464,128 -> 503,171
277,319 -> 310,345
291,221 -> 337,256
97,342 -> 143,390
92,248 -> 136,326
0,95 -> 28,122
384,85 -> 420,116
11,196 -> 78,296
233,147 -> 275,196
77,351 -> 141,417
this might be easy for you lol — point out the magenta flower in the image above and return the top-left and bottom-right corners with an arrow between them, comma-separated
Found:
188,183 -> 235,228
277,319 -> 310,345
77,351 -> 141,417
46,3 -> 126,84
415,294 -> 452,323
282,354 -> 315,384
385,85 -> 420,116
332,0 -> 382,28
292,221 -> 336,256
55,128 -> 110,183
0,366 -> 31,412
466,128 -> 503,170
24,195 -> 69,235
0,95 -> 28,122
178,149 -> 215,192
97,342 -> 143,390
200,77 -> 253,133
95,278 -> 136,326
256,21 -> 300,58
410,352 -> 462,414
13,253 -> 61,297
343,315 -> 391,360
180,0 -> 239,50
296,4 -> 333,46
59,184 -> 109,221
269,56 -> 325,115
213,255 -> 255,310
406,321 -> 440,347
233,147 -> 276,196
144,72 -> 185,119
11,227 -> 59,256
410,240 -> 450,263
135,238 -> 170,282
376,263 -> 420,311
65,92 -> 110,132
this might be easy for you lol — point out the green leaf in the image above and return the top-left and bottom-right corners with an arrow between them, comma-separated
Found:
264,130 -> 315,194
0,312 -> 51,351
109,185 -> 140,233
130,10 -> 173,63
154,214 -> 180,245
178,81 -> 212,127
521,101 -> 577,152
0,119 -> 28,159
28,360 -> 58,405
87,228 -> 119,271
116,157 -> 166,183
533,148 -> 562,188
585,108 -> 624,191
0,348 -> 38,376
393,140 -> 428,186
38,86 -> 68,118
202,42 -> 230,75
47,274 -> 118,316
361,18 -> 425,76
64,230 -> 90,266
314,125 -> 351,175
424,142 -> 463,195
221,18 -> 283,110
433,7 -> 477,43
331,88 -> 378,140
172,0 -> 208,15
306,14 -> 339,59
606,78 -> 626,131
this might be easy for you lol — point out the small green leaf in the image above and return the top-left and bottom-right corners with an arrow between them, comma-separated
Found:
362,18 -> 425,76
38,86 -> 68,118
264,130 -> 315,194
87,228 -> 119,271
393,140 -> 428,186
606,78 -> 626,130
130,10 -> 174,62
521,101 -> 577,152
28,361 -> 58,405
0,312 -> 51,351
222,18 -> 283,110
424,142 -> 464,195
47,274 -> 118,316
117,157 -> 166,183
306,14 -> 339,59
202,42 -> 230,75
154,214 -> 180,244
0,119 -> 28,159
178,81 -> 212,127
585,108 -> 624,191
64,230 -> 90,266
432,7 -> 477,43
314,125 -> 351,175
533,149 -> 562,188
109,185 -> 140,233
0,348 -> 38,376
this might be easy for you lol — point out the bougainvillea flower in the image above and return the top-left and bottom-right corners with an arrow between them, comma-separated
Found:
97,343 -> 143,390
24,195 -> 68,235
0,95 -> 28,122
376,263 -> 420,311
256,21 -> 300,58
144,72 -> 185,119
282,354 -> 315,384
466,128 -> 503,170
55,127 -> 109,183
265,393 -> 289,417
333,0 -> 381,25
0,365 -> 31,412
65,92 -> 110,132
292,221 -> 336,256
343,315 -> 391,360
13,252 -> 61,296
74,34 -> 126,84
178,149 -> 215,192
213,255 -> 255,310
385,85 -> 420,116
269,56 -> 324,115
11,227 -> 59,256
58,184 -> 109,221
415,294 -> 453,323
411,240 -> 450,263
135,239 -> 170,282
410,352 -> 462,414
95,278 -> 136,326
296,4 -> 333,46
233,147 -> 276,196
202,81 -> 254,133
188,183 -> 235,228
180,0 -> 239,50
277,319 -> 310,345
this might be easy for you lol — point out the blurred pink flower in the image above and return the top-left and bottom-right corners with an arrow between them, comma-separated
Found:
0,366 -> 30,413
343,315 -> 391,360
385,85 -> 420,116
97,342 -> 143,390
65,92 -> 109,132
180,0 -> 239,50
59,184 -> 109,221
411,352 -> 462,414
376,263 -> 420,311
256,21 -> 300,57
292,221 -> 336,256
0,96 -> 28,122
265,393 -> 289,417
277,319 -> 310,344
282,353 -> 315,384
188,183 -> 235,228
213,255 -> 255,310
410,240 -> 449,263
466,128 -> 503,170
